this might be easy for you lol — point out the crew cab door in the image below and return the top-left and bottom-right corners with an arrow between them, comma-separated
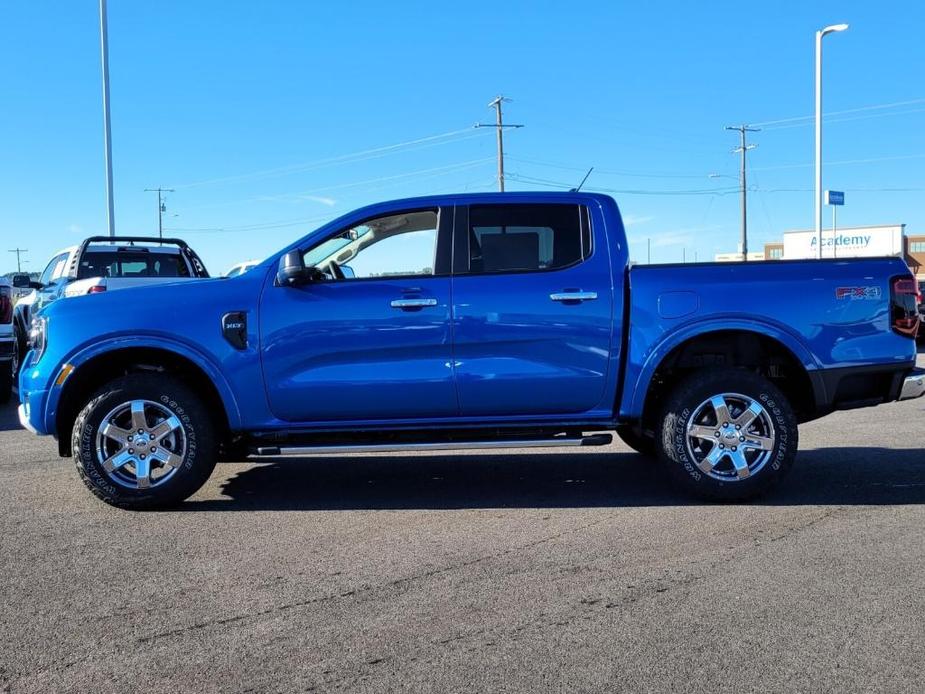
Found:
451,202 -> 616,416
259,206 -> 457,423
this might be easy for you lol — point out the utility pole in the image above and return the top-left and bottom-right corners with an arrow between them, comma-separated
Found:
8,248 -> 28,272
647,238 -> 651,264
145,187 -> 174,239
99,0 -> 115,237
476,96 -> 523,191
725,124 -> 759,260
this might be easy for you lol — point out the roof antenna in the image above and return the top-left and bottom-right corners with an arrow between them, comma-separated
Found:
570,167 -> 594,192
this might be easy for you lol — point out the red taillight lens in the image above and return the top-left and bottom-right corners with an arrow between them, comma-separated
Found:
891,275 -> 920,337
87,285 -> 107,294
0,287 -> 11,323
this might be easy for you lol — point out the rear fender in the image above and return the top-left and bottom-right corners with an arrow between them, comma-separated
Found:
620,317 -> 819,420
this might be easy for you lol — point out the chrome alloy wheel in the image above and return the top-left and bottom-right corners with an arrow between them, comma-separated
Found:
95,400 -> 187,489
685,392 -> 775,481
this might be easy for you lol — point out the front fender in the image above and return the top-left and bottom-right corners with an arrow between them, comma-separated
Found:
43,335 -> 243,434
621,317 -> 820,420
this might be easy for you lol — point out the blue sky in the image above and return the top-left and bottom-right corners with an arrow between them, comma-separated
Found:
1,0 -> 923,274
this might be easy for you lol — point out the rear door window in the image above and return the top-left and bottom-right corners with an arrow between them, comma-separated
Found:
462,204 -> 591,274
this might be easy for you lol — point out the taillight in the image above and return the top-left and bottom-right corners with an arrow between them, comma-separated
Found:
0,287 -> 11,323
891,275 -> 920,337
87,285 -> 106,294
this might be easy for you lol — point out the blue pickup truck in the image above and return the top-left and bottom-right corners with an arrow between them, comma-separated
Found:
17,192 -> 924,509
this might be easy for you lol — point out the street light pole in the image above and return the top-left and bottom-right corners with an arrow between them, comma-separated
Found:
815,23 -> 848,259
99,0 -> 116,238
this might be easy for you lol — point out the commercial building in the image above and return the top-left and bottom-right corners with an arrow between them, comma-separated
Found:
762,225 -> 925,282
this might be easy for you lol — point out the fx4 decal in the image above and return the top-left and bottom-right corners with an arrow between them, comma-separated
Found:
835,286 -> 882,300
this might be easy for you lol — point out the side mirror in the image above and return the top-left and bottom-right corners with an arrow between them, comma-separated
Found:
12,273 -> 30,288
30,281 -> 44,290
276,251 -> 311,287
340,265 -> 356,279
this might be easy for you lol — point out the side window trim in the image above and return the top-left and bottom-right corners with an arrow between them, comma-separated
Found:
453,203 -> 593,277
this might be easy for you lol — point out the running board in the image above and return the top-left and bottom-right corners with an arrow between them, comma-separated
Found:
251,433 -> 612,457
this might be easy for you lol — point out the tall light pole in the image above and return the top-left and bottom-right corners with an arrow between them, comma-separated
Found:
99,0 -> 116,238
815,23 -> 848,258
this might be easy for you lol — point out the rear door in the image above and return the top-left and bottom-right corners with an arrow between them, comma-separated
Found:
451,202 -> 615,416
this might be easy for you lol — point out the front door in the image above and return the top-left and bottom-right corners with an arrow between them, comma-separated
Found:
451,202 -> 615,417
260,206 -> 457,423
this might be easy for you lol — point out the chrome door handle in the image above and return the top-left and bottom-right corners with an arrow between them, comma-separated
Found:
390,298 -> 438,309
550,291 -> 598,302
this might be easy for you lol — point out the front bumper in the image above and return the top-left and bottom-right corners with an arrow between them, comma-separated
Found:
899,368 -> 925,401
18,404 -> 38,434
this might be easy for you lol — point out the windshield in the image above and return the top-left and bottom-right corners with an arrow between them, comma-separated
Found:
78,251 -> 191,279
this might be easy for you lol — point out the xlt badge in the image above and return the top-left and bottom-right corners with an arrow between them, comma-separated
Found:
222,311 -> 248,350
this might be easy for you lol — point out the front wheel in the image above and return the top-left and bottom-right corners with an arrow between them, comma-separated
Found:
72,374 -> 217,510
656,369 -> 798,501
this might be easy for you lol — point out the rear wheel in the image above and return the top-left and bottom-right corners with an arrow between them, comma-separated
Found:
72,374 -> 217,510
656,369 -> 798,501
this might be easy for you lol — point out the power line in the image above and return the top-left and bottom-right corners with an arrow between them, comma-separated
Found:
187,157 -> 495,212
752,153 -> 925,172
750,97 -> 925,128
506,172 -> 739,196
174,127 -> 487,190
507,155 -> 712,179
476,96 -> 523,191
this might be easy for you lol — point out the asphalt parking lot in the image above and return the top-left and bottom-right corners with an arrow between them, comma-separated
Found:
1,353 -> 923,693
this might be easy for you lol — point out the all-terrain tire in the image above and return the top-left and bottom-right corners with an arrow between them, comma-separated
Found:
656,368 -> 798,501
72,373 -> 217,510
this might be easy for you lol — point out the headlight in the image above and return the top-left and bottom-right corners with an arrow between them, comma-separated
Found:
28,316 -> 47,364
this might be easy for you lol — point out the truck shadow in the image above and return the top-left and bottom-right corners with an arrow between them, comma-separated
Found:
182,447 -> 925,511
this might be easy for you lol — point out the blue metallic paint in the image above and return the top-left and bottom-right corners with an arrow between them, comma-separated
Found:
451,198 -> 623,417
619,257 -> 916,419
17,192 -> 918,440
260,276 -> 457,421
